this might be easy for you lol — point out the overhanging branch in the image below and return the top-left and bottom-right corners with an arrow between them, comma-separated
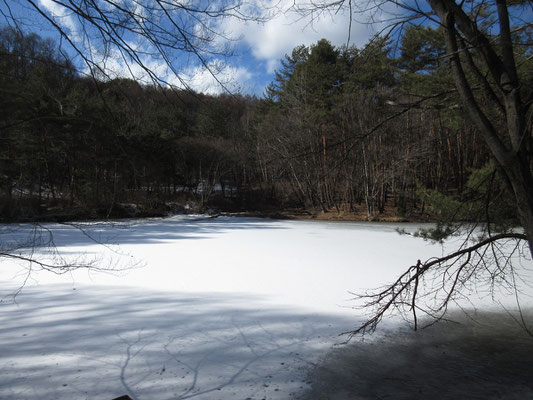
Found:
344,232 -> 528,340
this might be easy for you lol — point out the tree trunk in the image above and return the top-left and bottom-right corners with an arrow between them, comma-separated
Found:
428,0 -> 533,257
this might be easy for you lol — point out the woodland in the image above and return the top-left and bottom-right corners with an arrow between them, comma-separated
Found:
0,23 -> 530,225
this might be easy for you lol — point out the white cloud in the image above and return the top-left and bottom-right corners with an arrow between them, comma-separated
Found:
35,0 -> 253,94
221,0 -> 383,74
39,0 -> 80,40
35,0 -> 385,93
179,62 -> 253,94
95,47 -> 253,95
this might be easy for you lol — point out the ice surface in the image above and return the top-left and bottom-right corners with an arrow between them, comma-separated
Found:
1,216 -> 532,399
0,217 -> 446,314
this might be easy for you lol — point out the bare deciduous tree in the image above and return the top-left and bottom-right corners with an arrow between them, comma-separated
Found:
291,0 -> 533,335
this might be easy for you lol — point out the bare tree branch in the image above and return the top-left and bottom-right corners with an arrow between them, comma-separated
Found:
344,232 -> 529,340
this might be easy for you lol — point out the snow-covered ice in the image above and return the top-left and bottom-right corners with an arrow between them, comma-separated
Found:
1,216 -> 532,399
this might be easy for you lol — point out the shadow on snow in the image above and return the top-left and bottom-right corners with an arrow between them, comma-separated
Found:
1,216 -> 288,249
0,283 -> 355,400
301,310 -> 533,400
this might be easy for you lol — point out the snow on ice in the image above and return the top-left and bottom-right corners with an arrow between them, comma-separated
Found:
1,216 -> 532,399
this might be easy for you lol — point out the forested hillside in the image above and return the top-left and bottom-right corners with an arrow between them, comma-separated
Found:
1,25 -> 529,222
0,27 -> 257,220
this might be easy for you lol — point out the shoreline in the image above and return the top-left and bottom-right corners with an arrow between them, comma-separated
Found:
1,207 -> 434,225
221,209 -> 431,223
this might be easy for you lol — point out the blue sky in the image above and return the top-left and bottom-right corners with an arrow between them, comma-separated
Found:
4,1 -> 529,96
0,0 -> 386,96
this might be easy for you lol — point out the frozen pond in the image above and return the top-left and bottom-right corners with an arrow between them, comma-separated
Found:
1,216 -> 532,399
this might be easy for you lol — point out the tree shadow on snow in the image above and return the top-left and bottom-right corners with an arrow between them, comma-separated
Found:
300,310 -> 533,400
1,216 -> 288,249
0,283 -> 355,400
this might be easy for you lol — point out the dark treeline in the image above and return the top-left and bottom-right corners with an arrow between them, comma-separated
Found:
1,26 -> 527,222
0,27 -> 258,220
